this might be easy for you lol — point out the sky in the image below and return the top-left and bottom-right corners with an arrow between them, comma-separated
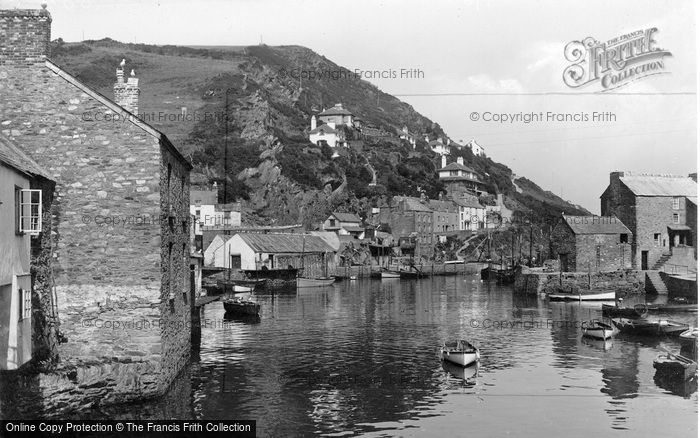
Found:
2,0 -> 697,212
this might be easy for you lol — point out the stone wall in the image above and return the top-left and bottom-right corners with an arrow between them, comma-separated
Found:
514,269 -> 645,295
0,37 -> 192,407
574,234 -> 632,272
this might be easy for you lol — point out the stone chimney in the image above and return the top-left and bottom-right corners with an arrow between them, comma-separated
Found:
609,171 -> 628,185
0,6 -> 52,65
441,155 -> 447,168
457,157 -> 464,165
311,115 -> 317,130
114,63 -> 140,114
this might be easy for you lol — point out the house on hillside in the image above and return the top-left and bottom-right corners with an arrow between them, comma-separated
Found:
0,6 -> 193,398
429,138 -> 450,155
0,134 -> 56,370
550,215 -> 632,272
601,171 -> 697,270
438,156 -> 487,196
222,233 -> 336,279
453,195 -> 486,231
322,212 -> 364,237
398,126 -> 417,148
429,199 -> 459,237
190,185 -> 242,228
379,196 -> 434,258
467,140 -> 485,157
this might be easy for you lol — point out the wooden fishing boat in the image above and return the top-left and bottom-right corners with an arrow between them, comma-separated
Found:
602,303 -> 645,319
296,277 -> 336,288
440,340 -> 480,367
653,352 -> 697,380
441,360 -> 478,381
223,297 -> 261,317
381,270 -> 401,279
611,318 -> 689,337
399,269 -> 427,279
548,289 -> 616,301
582,320 -> 614,340
679,328 -> 698,350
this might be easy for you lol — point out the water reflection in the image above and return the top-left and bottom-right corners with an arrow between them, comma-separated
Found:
0,277 -> 696,437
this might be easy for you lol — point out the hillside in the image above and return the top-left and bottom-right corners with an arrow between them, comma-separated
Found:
50,38 -> 589,226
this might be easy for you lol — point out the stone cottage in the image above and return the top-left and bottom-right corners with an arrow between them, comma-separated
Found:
550,215 -> 632,272
0,7 -> 193,406
601,171 -> 697,270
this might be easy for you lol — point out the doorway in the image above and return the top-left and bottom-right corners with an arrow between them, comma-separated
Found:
641,251 -> 648,270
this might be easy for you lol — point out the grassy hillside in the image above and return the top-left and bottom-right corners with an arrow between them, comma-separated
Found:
50,38 -> 589,226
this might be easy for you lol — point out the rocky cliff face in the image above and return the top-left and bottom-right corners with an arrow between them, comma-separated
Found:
51,39 -> 588,225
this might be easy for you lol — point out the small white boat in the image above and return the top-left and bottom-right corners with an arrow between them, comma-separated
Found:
582,320 -> 614,340
548,290 -> 616,301
440,340 -> 480,367
296,277 -> 336,288
349,276 -> 357,280
233,285 -> 253,292
381,270 -> 401,279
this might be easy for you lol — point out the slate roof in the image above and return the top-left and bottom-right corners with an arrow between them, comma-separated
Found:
331,212 -> 361,223
236,233 -> 334,253
440,162 -> 477,173
562,215 -> 631,235
318,104 -> 353,116
453,197 -> 483,209
0,134 -> 52,180
309,123 -> 340,135
619,175 -> 696,197
191,189 -> 218,205
394,196 -> 432,212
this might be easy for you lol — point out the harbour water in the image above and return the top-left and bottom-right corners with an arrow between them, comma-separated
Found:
4,276 -> 698,436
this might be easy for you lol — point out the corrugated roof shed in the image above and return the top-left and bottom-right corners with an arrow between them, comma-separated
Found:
237,233 -> 334,253
562,215 -> 631,235
0,134 -> 52,179
620,176 -> 696,197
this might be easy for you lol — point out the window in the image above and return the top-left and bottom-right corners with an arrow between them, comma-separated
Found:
18,288 -> 31,320
230,254 -> 242,269
182,243 -> 188,303
620,234 -> 628,243
329,219 -> 336,227
17,189 -> 42,235
672,213 -> 680,224
673,197 -> 681,210
653,233 -> 661,246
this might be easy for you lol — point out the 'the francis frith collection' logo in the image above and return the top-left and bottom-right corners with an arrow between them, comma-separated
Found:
563,28 -> 672,91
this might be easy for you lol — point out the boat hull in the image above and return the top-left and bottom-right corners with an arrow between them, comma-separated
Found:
549,291 -> 616,301
296,277 -> 336,288
441,350 -> 480,367
381,271 -> 401,279
223,300 -> 261,316
679,329 -> 698,349
582,321 -> 615,341
611,318 -> 689,337
654,354 -> 697,380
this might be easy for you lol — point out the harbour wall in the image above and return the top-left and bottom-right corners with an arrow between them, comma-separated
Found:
514,269 -> 645,295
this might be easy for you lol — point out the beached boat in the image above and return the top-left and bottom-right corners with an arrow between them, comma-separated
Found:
296,277 -> 336,288
653,352 -> 697,380
223,297 -> 261,317
611,318 -> 689,337
679,328 -> 698,350
440,340 -> 480,367
548,289 -> 616,301
582,320 -> 614,340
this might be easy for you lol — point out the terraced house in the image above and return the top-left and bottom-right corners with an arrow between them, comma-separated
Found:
0,7 -> 193,406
